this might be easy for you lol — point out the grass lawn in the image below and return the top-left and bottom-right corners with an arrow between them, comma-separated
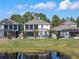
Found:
0,39 -> 79,59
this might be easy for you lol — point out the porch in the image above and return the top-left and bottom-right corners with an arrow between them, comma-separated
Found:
59,29 -> 79,38
24,30 -> 49,38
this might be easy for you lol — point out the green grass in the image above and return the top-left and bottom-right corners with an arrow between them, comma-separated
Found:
0,39 -> 79,59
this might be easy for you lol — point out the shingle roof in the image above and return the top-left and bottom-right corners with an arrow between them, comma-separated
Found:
53,21 -> 77,31
53,25 -> 78,31
62,21 -> 77,25
0,19 -> 19,25
24,19 -> 50,25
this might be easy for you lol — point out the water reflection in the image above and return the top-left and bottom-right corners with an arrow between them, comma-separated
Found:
17,53 -> 24,59
0,51 -> 71,59
51,52 -> 60,59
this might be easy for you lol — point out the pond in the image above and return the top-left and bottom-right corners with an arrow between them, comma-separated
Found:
0,51 -> 71,59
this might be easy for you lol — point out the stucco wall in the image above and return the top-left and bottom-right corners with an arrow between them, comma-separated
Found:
0,25 -> 4,29
38,25 -> 50,29
71,24 -> 77,27
0,25 -> 4,37
38,24 -> 50,37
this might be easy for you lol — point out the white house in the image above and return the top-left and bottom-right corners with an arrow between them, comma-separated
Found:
24,17 -> 50,37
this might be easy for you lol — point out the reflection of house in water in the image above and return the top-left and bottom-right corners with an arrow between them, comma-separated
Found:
53,21 -> 79,38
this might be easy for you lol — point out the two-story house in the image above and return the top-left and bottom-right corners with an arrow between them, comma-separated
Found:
24,17 -> 50,37
53,21 -> 79,38
0,19 -> 20,38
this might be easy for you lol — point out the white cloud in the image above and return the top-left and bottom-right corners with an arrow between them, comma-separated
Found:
16,4 -> 24,9
58,0 -> 79,10
7,11 -> 14,15
30,1 -> 56,10
24,4 -> 28,7
57,0 -> 71,10
70,1 -> 79,9
16,4 -> 28,9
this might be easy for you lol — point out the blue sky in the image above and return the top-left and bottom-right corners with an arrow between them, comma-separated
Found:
0,0 -> 79,20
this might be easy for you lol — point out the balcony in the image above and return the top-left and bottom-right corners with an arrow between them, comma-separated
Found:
25,25 -> 38,30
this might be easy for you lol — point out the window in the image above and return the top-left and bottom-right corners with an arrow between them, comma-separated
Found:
4,25 -> 8,29
45,32 -> 47,35
0,29 -> 2,32
9,25 -> 12,29
30,25 -> 33,30
34,25 -> 38,30
25,25 -> 28,30
14,25 -> 17,30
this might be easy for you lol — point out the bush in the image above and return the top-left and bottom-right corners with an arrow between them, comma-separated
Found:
7,32 -> 12,39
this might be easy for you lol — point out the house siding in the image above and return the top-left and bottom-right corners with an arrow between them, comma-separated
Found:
0,25 -> 4,38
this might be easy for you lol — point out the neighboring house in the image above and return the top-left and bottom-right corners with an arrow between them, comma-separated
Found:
0,19 -> 21,38
53,21 -> 79,38
24,17 -> 50,37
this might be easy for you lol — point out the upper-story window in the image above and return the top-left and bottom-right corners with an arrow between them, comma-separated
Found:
30,25 -> 33,30
34,25 -> 38,30
25,25 -> 28,30
9,25 -> 12,29
4,25 -> 8,29
14,25 -> 17,30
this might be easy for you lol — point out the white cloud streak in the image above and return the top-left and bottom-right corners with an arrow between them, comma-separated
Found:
58,0 -> 79,10
16,4 -> 28,9
30,1 -> 56,10
70,1 -> 79,9
7,11 -> 14,15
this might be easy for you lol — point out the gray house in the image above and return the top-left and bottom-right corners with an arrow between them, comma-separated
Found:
24,17 -> 50,37
53,21 -> 79,38
0,19 -> 21,38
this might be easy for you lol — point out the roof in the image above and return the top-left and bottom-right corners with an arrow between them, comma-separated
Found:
62,21 -> 77,25
53,21 -> 77,31
24,19 -> 50,25
0,19 -> 19,25
53,25 -> 78,31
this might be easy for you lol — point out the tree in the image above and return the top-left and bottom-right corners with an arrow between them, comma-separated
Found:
60,18 -> 66,24
10,14 -> 24,24
52,15 -> 60,27
48,29 -> 53,38
34,13 -> 50,23
23,12 -> 34,22
66,17 -> 70,21
76,17 -> 79,27
69,17 -> 75,22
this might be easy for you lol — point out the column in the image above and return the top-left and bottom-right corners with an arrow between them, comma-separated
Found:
12,25 -> 14,31
28,25 -> 30,30
33,24 -> 34,30
8,25 -> 9,30
17,25 -> 18,31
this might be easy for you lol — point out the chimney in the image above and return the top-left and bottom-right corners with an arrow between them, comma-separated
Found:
34,16 -> 40,20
